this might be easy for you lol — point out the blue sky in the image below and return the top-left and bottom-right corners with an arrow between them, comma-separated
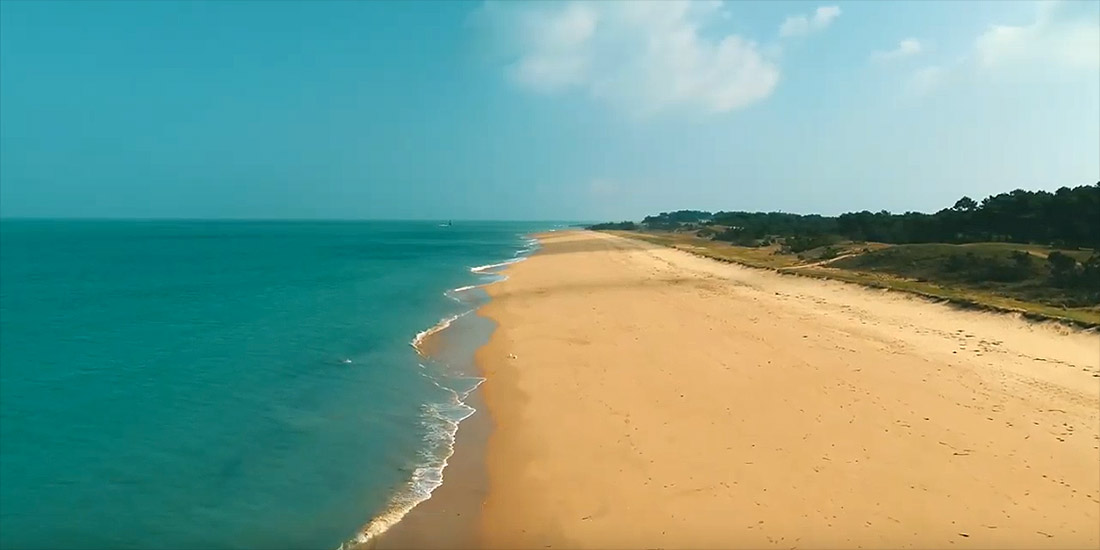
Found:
1,0 -> 1097,220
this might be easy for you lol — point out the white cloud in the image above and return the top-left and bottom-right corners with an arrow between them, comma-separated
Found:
778,6 -> 841,38
871,38 -> 923,62
893,2 -> 1097,98
475,1 -> 782,115
906,65 -> 945,96
508,3 -> 598,93
975,1 -> 1099,70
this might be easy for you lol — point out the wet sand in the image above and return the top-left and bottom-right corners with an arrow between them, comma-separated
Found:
373,302 -> 495,550
475,230 -> 1100,549
372,380 -> 488,550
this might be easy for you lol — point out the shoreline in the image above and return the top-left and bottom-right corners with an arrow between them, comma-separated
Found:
371,352 -> 491,549
474,230 -> 1099,548
362,236 -> 540,549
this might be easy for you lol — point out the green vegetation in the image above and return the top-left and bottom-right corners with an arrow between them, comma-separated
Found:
831,244 -> 1100,308
638,183 -> 1099,248
593,183 -> 1100,327
638,210 -> 712,230
587,221 -> 638,230
783,234 -> 841,254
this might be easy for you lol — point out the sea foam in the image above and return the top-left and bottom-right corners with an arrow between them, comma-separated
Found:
468,258 -> 525,273
410,311 -> 471,355
341,234 -> 538,549
339,371 -> 484,549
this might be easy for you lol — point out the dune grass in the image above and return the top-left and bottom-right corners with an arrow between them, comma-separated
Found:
606,230 -> 1100,328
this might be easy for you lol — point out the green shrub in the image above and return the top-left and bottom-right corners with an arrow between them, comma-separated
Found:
1047,251 -> 1080,286
784,234 -> 840,253
587,221 -> 637,230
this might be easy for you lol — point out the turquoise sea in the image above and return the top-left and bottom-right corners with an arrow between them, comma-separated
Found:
0,220 -> 557,550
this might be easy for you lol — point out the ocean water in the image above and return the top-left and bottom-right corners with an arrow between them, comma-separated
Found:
0,220 -> 555,550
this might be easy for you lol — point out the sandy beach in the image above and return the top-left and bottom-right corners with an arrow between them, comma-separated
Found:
471,230 -> 1100,549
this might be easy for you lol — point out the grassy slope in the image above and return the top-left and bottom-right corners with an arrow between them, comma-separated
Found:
953,242 -> 1094,261
607,230 -> 1100,328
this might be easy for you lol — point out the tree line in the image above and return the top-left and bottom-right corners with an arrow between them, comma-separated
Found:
587,221 -> 638,230
631,183 -> 1099,249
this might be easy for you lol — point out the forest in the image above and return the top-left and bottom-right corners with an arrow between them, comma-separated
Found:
630,184 -> 1099,249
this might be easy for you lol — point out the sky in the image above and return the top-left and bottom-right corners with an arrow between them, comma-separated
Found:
0,0 -> 1097,221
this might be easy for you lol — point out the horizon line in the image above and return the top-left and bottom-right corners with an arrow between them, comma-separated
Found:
0,216 -> 593,223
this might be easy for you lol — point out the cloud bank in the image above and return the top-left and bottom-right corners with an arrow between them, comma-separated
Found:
975,1 -> 1099,70
872,38 -> 922,62
476,1 -> 844,115
897,1 -> 1098,98
778,6 -> 841,38
906,65 -> 946,96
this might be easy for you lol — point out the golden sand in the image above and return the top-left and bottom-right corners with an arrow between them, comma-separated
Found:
475,230 -> 1100,549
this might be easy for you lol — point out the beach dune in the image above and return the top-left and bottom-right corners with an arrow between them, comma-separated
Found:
475,230 -> 1100,549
